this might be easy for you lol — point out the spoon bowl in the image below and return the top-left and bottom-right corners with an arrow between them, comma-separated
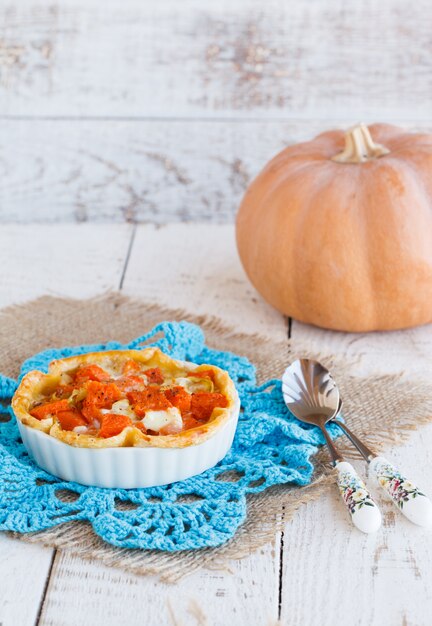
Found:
282,359 -> 339,424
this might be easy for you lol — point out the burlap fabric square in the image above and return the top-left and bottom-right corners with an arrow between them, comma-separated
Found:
1,294 -> 432,581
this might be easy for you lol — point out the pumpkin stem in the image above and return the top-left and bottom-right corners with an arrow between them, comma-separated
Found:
332,123 -> 390,163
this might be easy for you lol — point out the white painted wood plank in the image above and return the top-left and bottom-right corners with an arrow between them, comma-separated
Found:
37,222 -> 285,626
0,0 -> 431,120
281,424 -> 432,626
0,223 -> 133,626
123,223 -> 285,338
0,537 -> 53,626
39,544 -> 279,626
285,277 -> 432,625
0,118 -> 294,222
291,318 -> 432,378
1,119 -> 430,223
0,224 -> 132,307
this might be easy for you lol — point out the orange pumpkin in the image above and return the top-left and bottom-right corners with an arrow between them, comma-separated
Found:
236,123 -> 432,332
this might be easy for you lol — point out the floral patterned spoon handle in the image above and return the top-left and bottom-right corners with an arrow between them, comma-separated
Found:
317,425 -> 382,533
335,460 -> 382,533
335,419 -> 432,527
369,456 -> 432,526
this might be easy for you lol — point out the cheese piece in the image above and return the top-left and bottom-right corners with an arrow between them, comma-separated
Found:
142,407 -> 182,433
101,399 -> 136,419
174,376 -> 214,393
73,425 -> 88,434
60,373 -> 73,385
97,363 -> 123,379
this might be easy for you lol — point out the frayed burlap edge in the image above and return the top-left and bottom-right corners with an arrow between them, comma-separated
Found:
2,293 -> 432,582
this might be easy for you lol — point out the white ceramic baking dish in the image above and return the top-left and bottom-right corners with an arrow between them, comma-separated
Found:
16,393 -> 240,489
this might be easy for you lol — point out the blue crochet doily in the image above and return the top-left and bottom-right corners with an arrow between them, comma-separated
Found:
0,321 -> 339,551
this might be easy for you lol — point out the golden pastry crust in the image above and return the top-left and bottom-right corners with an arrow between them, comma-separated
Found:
12,348 -> 238,449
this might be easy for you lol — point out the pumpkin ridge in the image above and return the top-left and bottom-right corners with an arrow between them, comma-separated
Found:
361,158 -> 432,329
355,165 -> 380,330
290,164 -> 360,327
237,160 -> 328,305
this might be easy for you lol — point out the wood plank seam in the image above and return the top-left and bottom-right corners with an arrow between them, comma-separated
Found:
119,224 -> 138,288
277,514 -> 285,621
34,550 -> 56,626
0,0 -> 429,120
278,317 -> 291,620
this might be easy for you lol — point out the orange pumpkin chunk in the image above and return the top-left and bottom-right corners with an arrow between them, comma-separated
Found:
127,388 -> 172,417
135,422 -> 147,434
164,386 -> 191,413
82,381 -> 123,422
74,364 -> 111,385
54,384 -> 75,399
181,414 -> 201,431
122,359 -> 140,375
144,367 -> 164,384
98,413 -> 132,438
30,399 -> 70,420
190,392 -> 228,421
114,375 -> 145,393
56,409 -> 87,431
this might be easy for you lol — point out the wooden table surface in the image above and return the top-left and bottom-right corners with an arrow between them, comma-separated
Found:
1,2 -> 432,624
1,224 -> 432,626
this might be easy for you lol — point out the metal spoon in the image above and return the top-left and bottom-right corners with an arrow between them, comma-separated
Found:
282,359 -> 381,533
333,398 -> 432,527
